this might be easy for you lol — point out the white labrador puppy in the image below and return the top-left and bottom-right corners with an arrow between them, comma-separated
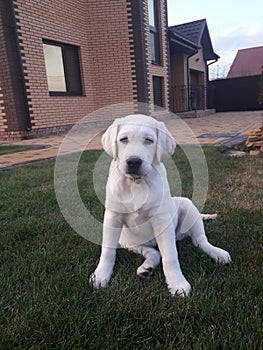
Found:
90,114 -> 231,296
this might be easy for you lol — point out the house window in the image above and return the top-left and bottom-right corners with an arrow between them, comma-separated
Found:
148,0 -> 160,64
153,76 -> 164,108
43,40 -> 82,96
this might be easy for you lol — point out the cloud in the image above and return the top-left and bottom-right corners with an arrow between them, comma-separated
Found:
247,23 -> 263,36
211,23 -> 263,67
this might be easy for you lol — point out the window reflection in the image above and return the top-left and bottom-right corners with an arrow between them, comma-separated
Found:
43,44 -> 66,92
148,0 -> 160,64
148,0 -> 155,27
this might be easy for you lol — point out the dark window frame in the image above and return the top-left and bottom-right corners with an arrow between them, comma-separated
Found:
149,0 -> 161,65
153,76 -> 164,109
43,39 -> 83,97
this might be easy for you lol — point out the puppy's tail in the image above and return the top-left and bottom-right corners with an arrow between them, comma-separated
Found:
201,213 -> 218,221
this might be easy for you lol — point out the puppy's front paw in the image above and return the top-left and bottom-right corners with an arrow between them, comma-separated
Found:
168,279 -> 192,297
89,268 -> 112,289
211,248 -> 232,264
137,266 -> 155,279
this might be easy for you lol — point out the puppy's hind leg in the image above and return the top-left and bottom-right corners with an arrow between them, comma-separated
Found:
128,245 -> 161,278
190,216 -> 231,264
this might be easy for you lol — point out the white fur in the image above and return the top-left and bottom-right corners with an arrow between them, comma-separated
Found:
90,114 -> 231,297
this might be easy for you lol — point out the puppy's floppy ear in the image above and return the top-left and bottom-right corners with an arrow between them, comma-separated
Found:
155,121 -> 176,163
101,121 -> 120,160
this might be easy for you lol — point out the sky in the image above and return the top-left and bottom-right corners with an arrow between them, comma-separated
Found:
167,0 -> 263,79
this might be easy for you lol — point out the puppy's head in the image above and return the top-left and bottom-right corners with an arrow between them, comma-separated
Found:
101,114 -> 176,179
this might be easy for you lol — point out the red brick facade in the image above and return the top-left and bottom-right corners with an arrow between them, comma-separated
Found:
0,0 -> 169,140
145,0 -> 169,114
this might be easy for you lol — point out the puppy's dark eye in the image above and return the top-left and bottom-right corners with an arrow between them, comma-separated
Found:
145,138 -> 154,145
119,137 -> 128,143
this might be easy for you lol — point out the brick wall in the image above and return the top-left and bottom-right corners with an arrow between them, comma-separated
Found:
0,16 -> 7,133
0,15 -> 7,133
0,0 -> 170,139
144,0 -> 169,115
0,3 -> 17,134
12,0 -> 136,134
0,87 -> 7,133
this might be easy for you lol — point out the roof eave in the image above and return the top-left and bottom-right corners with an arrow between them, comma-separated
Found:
169,30 -> 199,54
204,52 -> 220,61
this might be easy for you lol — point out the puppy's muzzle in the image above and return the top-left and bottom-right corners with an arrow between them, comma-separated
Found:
126,157 -> 142,175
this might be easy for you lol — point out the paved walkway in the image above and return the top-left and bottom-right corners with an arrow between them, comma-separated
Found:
0,111 -> 262,169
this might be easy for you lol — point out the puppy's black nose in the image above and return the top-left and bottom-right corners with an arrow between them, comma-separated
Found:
126,157 -> 142,173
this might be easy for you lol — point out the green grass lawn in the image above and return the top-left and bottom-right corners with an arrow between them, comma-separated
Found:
0,148 -> 262,349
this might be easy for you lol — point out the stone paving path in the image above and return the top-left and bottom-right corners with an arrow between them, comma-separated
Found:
0,111 -> 262,169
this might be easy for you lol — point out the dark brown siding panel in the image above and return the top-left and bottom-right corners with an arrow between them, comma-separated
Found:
0,0 -> 31,131
129,0 -> 149,113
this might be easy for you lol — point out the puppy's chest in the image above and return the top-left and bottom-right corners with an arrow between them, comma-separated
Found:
115,179 -> 161,209
130,182 -> 162,213
124,200 -> 160,228
124,209 -> 150,228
